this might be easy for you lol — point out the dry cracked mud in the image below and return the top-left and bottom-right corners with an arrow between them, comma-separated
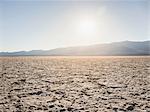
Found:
0,56 -> 150,112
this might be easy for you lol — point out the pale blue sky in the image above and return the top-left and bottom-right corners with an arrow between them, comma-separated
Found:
0,0 -> 149,51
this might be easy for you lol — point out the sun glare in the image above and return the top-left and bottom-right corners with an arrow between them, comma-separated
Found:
79,19 -> 96,34
76,15 -> 98,36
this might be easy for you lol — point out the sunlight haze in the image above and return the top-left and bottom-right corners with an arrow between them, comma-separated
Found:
0,0 -> 149,51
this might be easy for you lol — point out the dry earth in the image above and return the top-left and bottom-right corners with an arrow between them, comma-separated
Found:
0,56 -> 150,112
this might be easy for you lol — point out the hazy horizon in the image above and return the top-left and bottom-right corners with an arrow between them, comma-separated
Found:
0,40 -> 150,52
0,0 -> 149,52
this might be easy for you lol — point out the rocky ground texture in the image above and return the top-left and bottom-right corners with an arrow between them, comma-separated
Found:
0,56 -> 150,112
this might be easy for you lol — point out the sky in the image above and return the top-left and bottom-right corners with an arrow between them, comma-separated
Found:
0,0 -> 149,52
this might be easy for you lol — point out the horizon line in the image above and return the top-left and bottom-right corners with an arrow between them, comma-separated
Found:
1,40 -> 150,53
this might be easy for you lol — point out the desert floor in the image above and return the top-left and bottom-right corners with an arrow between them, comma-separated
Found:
0,56 -> 150,112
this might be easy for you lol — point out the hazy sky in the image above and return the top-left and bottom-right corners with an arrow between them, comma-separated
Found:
0,0 -> 149,51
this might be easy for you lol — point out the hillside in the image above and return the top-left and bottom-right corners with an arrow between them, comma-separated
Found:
0,41 -> 150,56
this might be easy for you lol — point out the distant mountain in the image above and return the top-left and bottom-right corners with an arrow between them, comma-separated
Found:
0,41 -> 150,56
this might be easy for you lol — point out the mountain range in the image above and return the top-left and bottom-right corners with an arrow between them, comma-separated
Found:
0,41 -> 150,56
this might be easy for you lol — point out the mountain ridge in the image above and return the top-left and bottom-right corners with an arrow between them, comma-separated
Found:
1,41 -> 150,56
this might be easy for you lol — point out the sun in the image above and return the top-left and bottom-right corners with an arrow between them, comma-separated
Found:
79,19 -> 96,34
70,13 -> 100,45
76,15 -> 98,36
